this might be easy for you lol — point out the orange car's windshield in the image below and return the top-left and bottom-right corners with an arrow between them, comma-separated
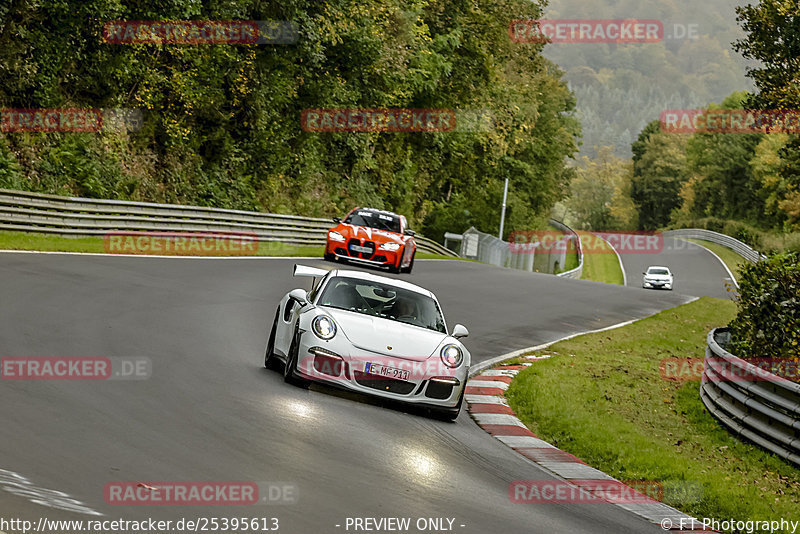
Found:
344,210 -> 401,233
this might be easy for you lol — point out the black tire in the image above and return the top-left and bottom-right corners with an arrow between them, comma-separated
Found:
435,390 -> 464,421
264,307 -> 280,369
402,250 -> 415,274
283,326 -> 309,388
390,248 -> 404,274
324,252 -> 335,262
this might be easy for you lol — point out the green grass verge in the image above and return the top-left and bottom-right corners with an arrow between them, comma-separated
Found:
0,230 -> 464,261
0,230 -> 325,256
685,238 -> 747,283
578,231 -> 624,285
505,297 -> 800,527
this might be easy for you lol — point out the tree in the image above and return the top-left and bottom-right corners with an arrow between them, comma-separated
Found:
682,93 -> 765,223
631,128 -> 688,230
733,0 -> 800,110
565,146 -> 637,230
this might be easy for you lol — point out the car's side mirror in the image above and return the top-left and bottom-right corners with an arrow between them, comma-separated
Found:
452,324 -> 469,339
288,288 -> 309,307
404,229 -> 416,236
642,272 -> 646,275
332,216 -> 341,223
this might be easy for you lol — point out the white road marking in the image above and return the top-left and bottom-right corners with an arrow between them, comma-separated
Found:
495,435 -> 557,448
591,232 -> 627,285
471,413 -> 527,427
480,369 -> 519,377
468,297 -> 699,377
465,395 -> 508,405
677,238 -> 739,289
467,380 -> 509,390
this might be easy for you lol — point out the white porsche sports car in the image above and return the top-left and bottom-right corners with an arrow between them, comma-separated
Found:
264,265 -> 471,420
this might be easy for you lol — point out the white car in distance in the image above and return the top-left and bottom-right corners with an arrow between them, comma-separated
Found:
642,266 -> 674,290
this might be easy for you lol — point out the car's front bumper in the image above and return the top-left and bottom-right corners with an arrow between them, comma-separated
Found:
292,333 -> 467,409
643,280 -> 672,289
325,240 -> 402,269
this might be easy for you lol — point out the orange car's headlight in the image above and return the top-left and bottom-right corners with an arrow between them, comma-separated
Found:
328,231 -> 346,242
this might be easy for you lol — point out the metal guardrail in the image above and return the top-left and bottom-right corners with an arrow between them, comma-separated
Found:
550,219 -> 583,279
663,229 -> 766,263
454,219 -> 582,277
0,189 -> 457,256
462,226 -> 542,270
701,328 -> 800,467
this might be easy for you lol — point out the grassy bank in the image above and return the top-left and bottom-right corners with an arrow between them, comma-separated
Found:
578,231 -> 624,285
0,230 -> 460,261
0,230 -> 324,256
505,297 -> 800,529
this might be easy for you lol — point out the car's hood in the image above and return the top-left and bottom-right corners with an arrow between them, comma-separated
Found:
645,274 -> 672,280
325,308 -> 446,361
337,223 -> 403,243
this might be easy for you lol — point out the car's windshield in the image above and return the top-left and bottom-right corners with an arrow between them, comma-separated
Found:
318,277 -> 446,333
647,268 -> 670,275
344,210 -> 401,233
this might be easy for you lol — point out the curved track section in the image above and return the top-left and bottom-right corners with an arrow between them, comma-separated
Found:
609,235 -> 736,299
0,252 -> 718,532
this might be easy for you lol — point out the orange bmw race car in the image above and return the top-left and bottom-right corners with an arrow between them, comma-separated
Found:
324,207 -> 417,274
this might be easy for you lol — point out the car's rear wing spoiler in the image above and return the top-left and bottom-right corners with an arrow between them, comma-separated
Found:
293,265 -> 329,278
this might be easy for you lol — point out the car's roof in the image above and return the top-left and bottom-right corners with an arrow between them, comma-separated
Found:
646,266 -> 671,270
351,207 -> 401,218
326,269 -> 435,298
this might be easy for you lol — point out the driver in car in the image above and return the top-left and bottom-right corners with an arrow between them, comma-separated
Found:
392,296 -> 417,322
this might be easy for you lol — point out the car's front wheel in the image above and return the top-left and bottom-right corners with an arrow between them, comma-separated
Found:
390,248 -> 404,274
434,390 -> 464,421
402,250 -> 415,274
264,307 -> 280,369
283,325 -> 309,388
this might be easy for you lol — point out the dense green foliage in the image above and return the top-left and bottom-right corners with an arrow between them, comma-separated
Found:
629,92 -> 800,242
0,0 -> 580,242
733,0 -> 800,111
562,146 -> 636,230
631,120 -> 687,230
728,253 -> 800,361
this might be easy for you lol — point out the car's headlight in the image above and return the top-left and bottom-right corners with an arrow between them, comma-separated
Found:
440,344 -> 463,368
328,231 -> 346,243
312,315 -> 337,340
379,242 -> 401,251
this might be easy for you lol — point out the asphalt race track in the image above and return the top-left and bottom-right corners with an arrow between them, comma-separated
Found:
610,235 -> 736,299
0,251 -> 725,532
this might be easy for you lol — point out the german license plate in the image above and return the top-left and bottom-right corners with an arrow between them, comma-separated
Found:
364,362 -> 410,381
350,244 -> 372,254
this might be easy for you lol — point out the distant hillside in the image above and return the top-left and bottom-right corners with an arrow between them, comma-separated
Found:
538,0 -> 755,157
